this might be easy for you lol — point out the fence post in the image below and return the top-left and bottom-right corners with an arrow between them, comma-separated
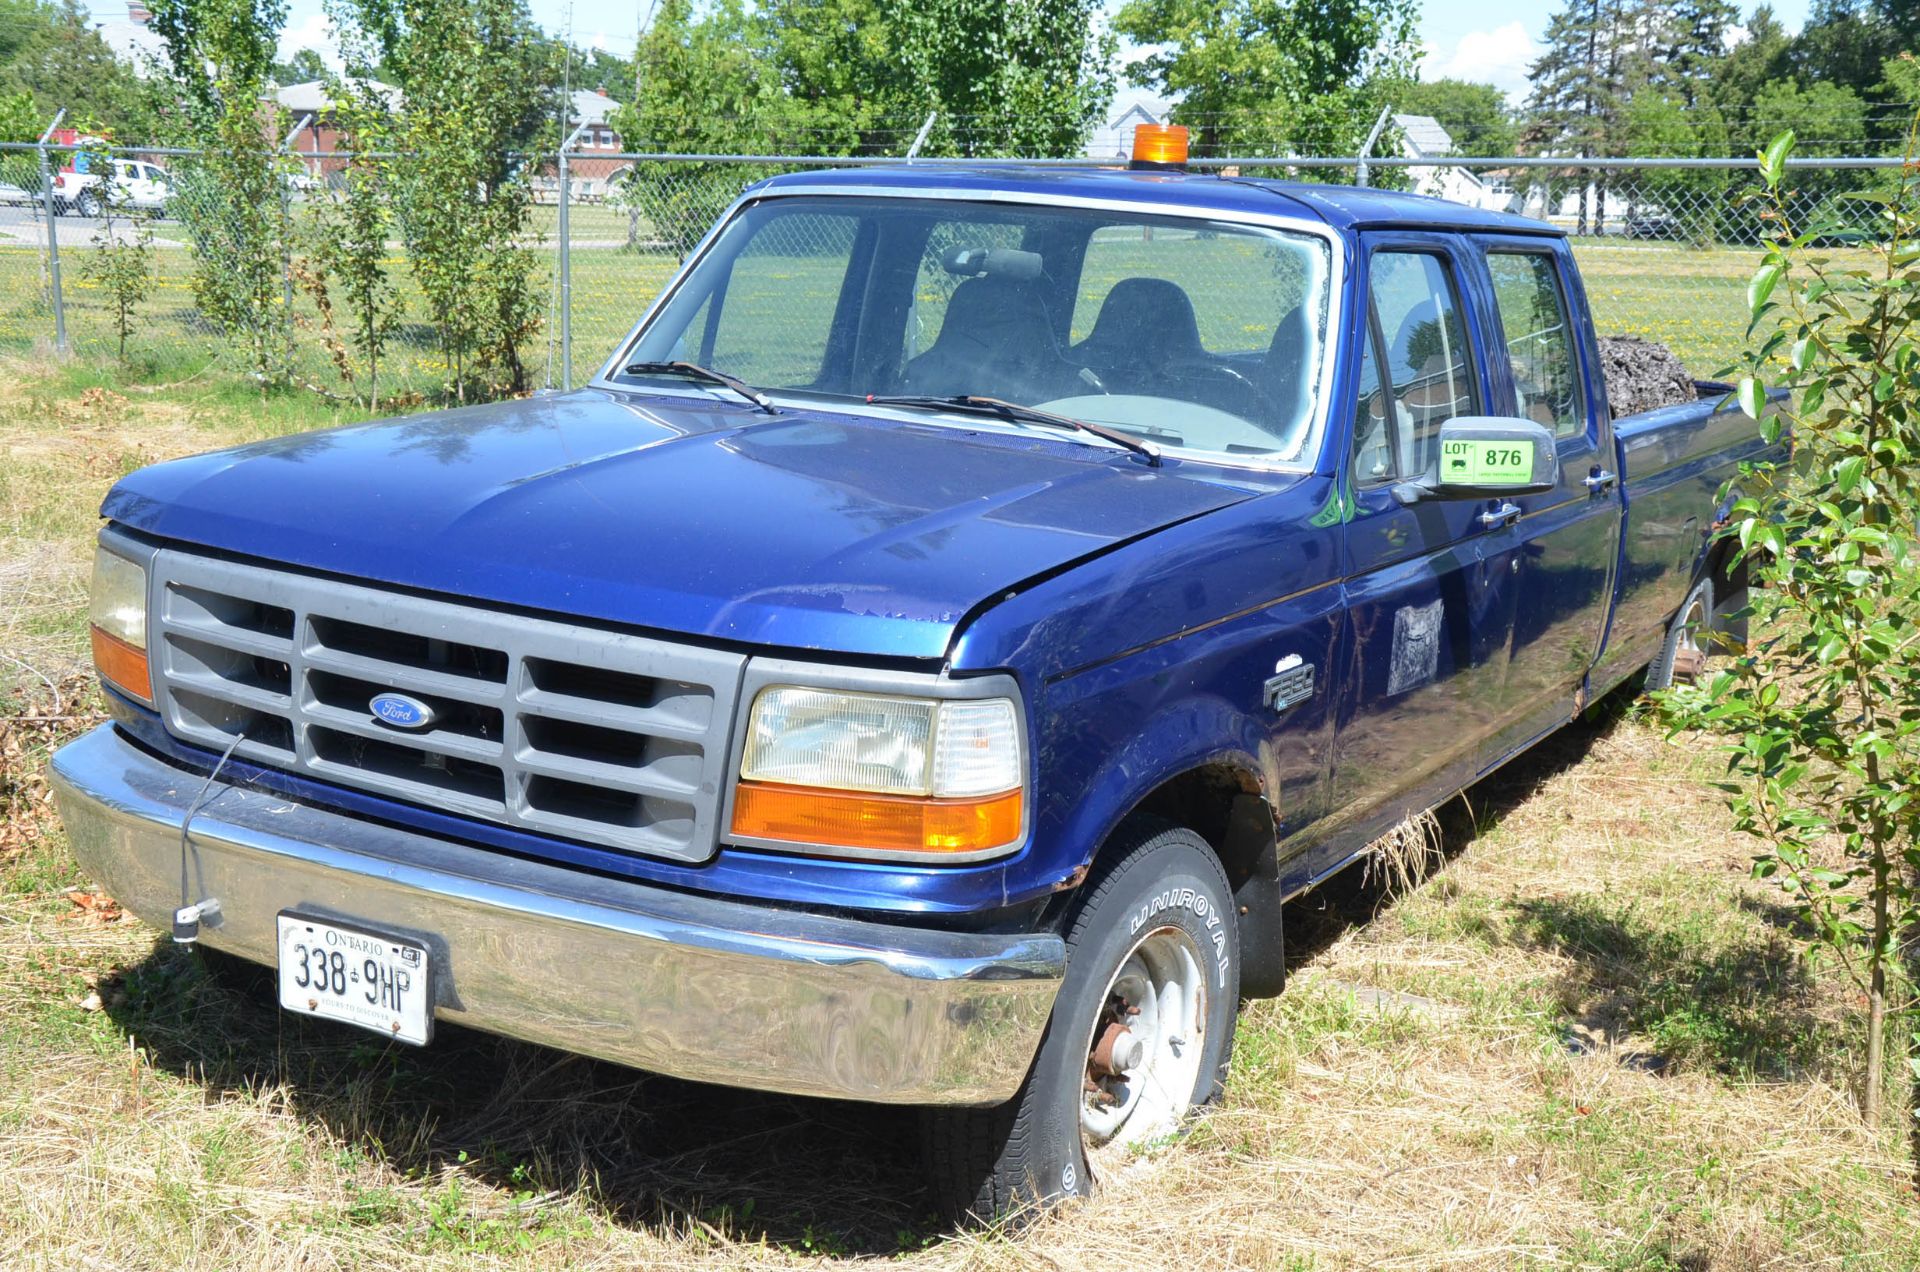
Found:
1354,105 -> 1392,189
37,111 -> 67,353
558,145 -> 572,390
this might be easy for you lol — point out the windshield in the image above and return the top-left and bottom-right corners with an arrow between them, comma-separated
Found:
617,194 -> 1335,467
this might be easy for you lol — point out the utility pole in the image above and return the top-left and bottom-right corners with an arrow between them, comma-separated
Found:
633,0 -> 659,110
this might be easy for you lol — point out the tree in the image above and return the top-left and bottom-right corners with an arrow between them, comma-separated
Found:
348,0 -> 549,398
0,89 -> 36,141
1653,0 -> 1738,103
1789,0 -> 1902,105
1112,0 -> 1421,158
609,0 -> 798,154
1661,128 -> 1920,1130
891,0 -> 1114,158
763,0 -> 901,152
272,46 -> 327,84
1623,86 -> 1731,242
1709,5 -> 1792,124
612,0 -> 1115,158
148,0 -> 294,382
80,173 -> 154,361
1745,81 -> 1867,208
1395,78 -> 1515,155
296,75 -> 401,409
0,0 -> 158,141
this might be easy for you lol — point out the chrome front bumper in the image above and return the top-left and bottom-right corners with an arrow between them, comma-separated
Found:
50,725 -> 1064,1105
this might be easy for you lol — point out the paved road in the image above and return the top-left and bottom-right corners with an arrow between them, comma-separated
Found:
0,201 -> 183,248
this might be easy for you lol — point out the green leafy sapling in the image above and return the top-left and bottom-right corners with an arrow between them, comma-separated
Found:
1661,125 -> 1920,1126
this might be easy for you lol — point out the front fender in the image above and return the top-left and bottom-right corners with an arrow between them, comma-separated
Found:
1042,686 -> 1269,876
1022,585 -> 1343,891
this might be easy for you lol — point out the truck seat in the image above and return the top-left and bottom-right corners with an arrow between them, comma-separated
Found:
1071,278 -> 1207,393
902,277 -> 1089,402
1256,304 -> 1316,454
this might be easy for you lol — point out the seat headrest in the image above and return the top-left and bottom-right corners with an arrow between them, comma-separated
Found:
1079,277 -> 1205,362
932,276 -> 1058,352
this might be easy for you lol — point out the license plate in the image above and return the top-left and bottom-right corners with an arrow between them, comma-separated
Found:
276,912 -> 432,1045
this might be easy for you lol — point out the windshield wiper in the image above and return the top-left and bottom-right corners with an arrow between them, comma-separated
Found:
622,360 -> 778,414
861,394 -> 1161,467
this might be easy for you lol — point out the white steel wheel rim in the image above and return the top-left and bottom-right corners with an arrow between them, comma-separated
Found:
1680,594 -> 1707,654
1674,591 -> 1711,679
1079,924 -> 1207,1156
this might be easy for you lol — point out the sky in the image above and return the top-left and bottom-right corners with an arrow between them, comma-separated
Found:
105,0 -> 1822,110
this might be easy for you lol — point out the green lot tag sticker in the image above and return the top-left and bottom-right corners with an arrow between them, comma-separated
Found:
1442,438 -> 1535,485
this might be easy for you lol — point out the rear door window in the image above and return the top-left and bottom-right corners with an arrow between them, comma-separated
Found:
1486,252 -> 1584,437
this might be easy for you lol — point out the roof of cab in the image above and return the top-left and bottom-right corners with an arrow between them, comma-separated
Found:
749,163 -> 1563,237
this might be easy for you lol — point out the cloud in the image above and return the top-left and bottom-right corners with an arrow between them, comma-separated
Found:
277,12 -> 344,73
1422,21 -> 1538,106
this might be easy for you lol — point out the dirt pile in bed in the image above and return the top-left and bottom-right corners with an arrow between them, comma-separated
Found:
1597,336 -> 1697,417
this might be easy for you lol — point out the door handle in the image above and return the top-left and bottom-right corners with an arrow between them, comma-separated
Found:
1478,502 -> 1522,529
1584,469 -> 1617,494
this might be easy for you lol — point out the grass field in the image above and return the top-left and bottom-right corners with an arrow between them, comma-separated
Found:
3,359 -> 1920,1268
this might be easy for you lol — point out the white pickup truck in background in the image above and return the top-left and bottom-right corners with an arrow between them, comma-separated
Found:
51,157 -> 174,217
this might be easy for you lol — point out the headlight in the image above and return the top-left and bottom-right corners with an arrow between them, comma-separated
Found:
731,686 -> 1024,859
89,545 -> 151,704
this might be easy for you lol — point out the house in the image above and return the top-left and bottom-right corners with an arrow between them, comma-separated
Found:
1392,113 -> 1519,213
1084,97 -> 1169,162
278,80 -> 404,180
94,2 -> 169,80
535,89 -> 629,202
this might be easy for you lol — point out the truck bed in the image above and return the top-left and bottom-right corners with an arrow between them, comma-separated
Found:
1596,380 -> 1788,693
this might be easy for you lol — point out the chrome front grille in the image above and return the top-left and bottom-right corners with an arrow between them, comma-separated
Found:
149,549 -> 747,862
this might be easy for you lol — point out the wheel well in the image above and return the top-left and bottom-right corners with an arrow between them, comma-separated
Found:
1118,761 -> 1288,998
1128,762 -> 1267,889
1701,533 -> 1750,644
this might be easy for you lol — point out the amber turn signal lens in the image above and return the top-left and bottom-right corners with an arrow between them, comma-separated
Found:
732,781 -> 1022,856
91,624 -> 151,705
1131,123 -> 1189,168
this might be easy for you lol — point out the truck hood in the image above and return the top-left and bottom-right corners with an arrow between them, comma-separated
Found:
102,389 -> 1261,660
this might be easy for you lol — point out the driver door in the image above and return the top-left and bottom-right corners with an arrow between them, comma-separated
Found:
1330,235 -> 1522,850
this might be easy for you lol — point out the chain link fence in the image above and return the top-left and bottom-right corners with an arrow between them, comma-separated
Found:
1,143 -> 1905,393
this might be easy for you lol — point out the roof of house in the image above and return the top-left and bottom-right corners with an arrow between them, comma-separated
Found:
275,79 -> 404,115
1392,114 -> 1455,159
95,19 -> 170,79
568,90 -> 618,128
1084,95 -> 1172,160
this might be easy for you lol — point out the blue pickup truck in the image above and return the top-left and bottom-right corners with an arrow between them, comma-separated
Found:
53,148 -> 1779,1220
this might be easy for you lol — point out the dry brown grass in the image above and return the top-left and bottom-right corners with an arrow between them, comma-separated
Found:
2,357 -> 1918,1270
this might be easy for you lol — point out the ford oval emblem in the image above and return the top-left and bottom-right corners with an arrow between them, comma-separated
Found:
369,692 -> 436,730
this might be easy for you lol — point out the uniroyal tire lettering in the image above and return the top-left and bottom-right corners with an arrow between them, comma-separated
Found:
1129,882 -> 1231,988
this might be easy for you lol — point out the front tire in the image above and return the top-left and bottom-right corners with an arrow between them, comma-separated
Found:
922,818 -> 1239,1223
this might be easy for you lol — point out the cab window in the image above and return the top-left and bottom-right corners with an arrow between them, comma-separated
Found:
698,211 -> 858,388
1486,251 -> 1584,437
1353,250 -> 1479,482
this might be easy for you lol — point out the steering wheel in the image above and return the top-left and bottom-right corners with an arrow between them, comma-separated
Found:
1161,358 -> 1278,421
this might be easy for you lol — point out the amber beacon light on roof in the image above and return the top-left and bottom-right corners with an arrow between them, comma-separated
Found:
1129,123 -> 1190,171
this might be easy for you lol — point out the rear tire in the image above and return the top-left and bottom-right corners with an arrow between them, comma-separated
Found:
921,818 -> 1239,1223
75,189 -> 101,218
1646,575 -> 1715,692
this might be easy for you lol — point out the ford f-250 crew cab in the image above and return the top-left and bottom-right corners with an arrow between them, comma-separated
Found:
52,144 -> 1782,1220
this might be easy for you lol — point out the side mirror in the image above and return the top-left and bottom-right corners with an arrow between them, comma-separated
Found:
1394,416 -> 1558,504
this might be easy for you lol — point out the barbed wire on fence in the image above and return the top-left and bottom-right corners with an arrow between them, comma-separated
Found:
1,140 -> 1906,396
